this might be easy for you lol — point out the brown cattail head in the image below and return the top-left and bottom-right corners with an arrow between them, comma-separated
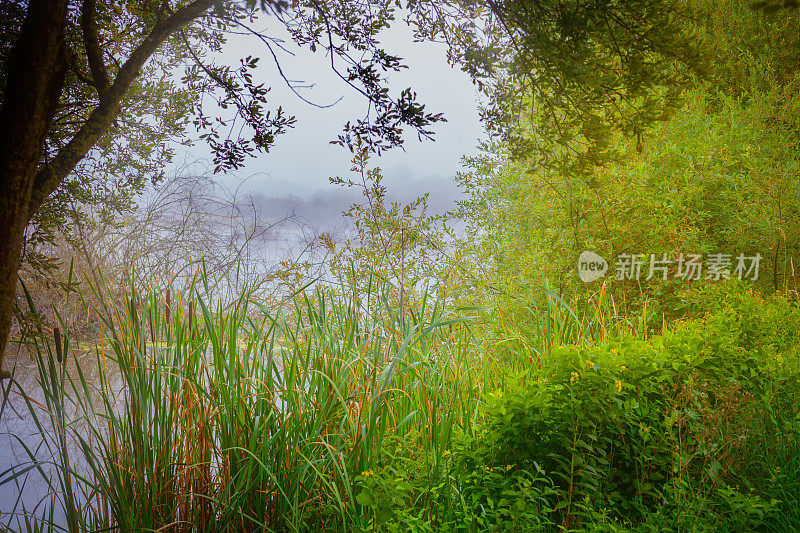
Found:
129,293 -> 138,325
149,305 -> 156,345
165,288 -> 171,323
53,327 -> 63,363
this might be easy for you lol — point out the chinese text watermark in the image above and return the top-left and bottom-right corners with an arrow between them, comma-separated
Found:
577,252 -> 761,283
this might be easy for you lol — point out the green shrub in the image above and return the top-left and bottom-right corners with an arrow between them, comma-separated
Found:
452,285 -> 800,531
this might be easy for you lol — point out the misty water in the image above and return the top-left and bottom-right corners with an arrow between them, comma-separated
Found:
0,348 -> 119,527
0,335 -> 302,529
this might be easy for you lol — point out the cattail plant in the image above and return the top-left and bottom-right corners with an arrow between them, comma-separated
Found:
2,269 -> 478,532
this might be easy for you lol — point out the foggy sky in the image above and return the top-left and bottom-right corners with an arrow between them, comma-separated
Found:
172,11 -> 484,226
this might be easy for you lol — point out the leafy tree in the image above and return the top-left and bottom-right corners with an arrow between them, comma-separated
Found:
0,0 -> 704,374
460,0 -> 800,336
0,0 -> 444,374
408,0 -> 707,173
324,148 -> 459,317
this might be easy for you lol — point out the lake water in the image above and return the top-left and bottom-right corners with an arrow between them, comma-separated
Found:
0,347 -> 124,529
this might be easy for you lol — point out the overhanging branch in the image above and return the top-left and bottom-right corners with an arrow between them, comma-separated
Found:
29,0 -> 214,217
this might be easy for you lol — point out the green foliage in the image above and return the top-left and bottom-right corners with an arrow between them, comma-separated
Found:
444,459 -> 558,532
452,284 -> 800,530
455,0 -> 800,332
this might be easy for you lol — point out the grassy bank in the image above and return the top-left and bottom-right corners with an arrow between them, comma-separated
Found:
1,276 -> 798,532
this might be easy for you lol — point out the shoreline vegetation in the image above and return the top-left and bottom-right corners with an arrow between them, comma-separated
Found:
1,0 -> 800,531
1,272 -> 798,531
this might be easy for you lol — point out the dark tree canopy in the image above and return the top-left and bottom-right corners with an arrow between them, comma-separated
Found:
407,0 -> 708,176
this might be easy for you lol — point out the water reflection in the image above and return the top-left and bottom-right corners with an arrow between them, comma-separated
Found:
0,348 -> 123,529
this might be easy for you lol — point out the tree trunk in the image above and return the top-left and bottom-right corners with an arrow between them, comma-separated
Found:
0,0 -> 69,376
0,0 -> 212,375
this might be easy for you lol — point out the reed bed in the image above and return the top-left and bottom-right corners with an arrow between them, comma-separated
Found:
2,271 -> 482,532
2,269 -> 662,532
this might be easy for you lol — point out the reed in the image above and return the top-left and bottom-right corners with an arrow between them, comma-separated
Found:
3,271 -> 477,532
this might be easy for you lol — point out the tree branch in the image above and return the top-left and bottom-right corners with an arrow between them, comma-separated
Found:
81,0 -> 110,96
29,0 -> 214,217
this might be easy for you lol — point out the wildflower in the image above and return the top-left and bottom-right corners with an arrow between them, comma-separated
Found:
571,371 -> 579,382
615,380 -> 622,393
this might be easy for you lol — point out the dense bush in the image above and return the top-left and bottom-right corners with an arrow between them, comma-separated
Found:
449,284 -> 800,531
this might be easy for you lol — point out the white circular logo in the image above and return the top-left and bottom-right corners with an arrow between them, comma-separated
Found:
577,251 -> 608,282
